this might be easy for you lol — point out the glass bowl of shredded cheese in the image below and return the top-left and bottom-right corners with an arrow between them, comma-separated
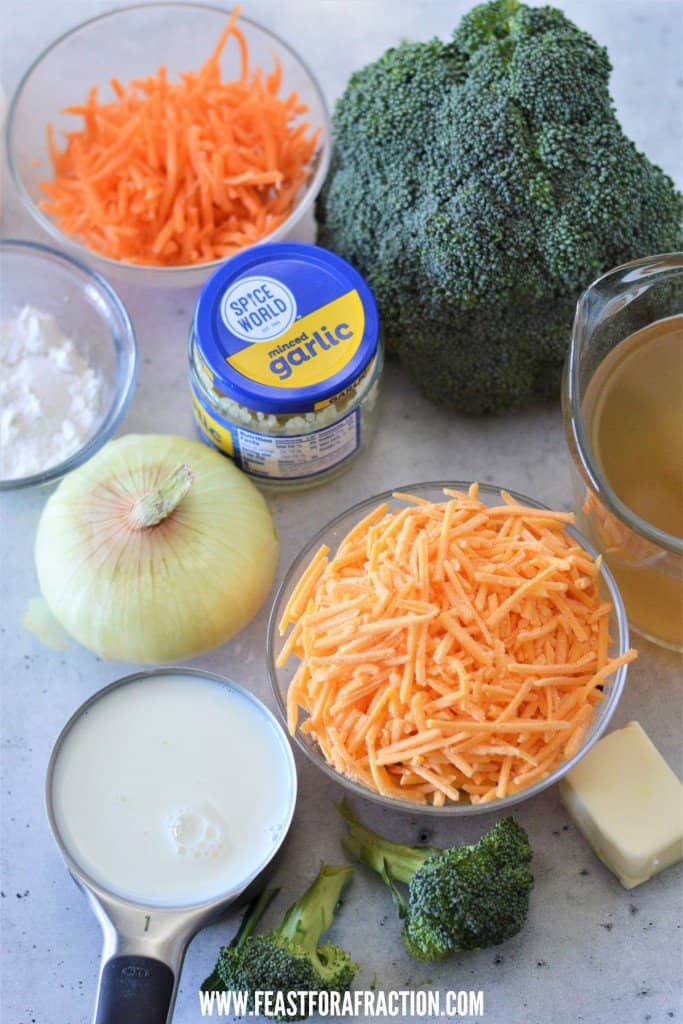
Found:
0,240 -> 137,490
267,482 -> 635,816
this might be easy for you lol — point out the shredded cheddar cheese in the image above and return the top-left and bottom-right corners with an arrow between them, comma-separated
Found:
278,485 -> 637,806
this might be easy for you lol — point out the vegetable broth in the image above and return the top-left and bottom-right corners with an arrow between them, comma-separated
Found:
581,315 -> 683,647
51,674 -> 294,906
583,315 -> 683,539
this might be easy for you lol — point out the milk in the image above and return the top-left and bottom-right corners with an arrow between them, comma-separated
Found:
50,673 -> 295,907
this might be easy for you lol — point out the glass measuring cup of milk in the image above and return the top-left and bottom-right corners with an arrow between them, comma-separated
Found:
563,253 -> 683,650
46,669 -> 297,1024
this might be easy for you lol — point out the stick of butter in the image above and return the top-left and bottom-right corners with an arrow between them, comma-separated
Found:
559,721 -> 683,889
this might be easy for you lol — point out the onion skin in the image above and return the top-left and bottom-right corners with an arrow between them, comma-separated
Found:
34,434 -> 279,663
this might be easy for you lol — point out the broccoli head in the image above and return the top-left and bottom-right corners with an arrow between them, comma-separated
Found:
340,801 -> 533,960
202,863 -> 357,1021
316,0 -> 683,413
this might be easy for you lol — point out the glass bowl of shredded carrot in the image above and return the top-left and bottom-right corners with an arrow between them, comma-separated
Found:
7,4 -> 330,287
267,482 -> 636,815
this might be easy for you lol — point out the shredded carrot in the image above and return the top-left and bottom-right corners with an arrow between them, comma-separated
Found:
39,7 -> 320,266
279,487 -> 637,806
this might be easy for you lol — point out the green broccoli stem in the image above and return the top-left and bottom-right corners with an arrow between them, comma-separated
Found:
200,887 -> 278,992
339,800 -> 436,886
276,863 -> 352,956
232,888 -> 280,951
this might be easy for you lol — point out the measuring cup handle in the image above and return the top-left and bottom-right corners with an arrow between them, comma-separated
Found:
94,954 -> 175,1024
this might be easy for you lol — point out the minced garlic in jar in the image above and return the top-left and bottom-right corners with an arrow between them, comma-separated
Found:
188,242 -> 383,489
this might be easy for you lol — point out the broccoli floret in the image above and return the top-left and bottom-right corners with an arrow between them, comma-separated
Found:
201,887 -> 278,995
202,864 -> 357,1021
316,0 -> 683,414
340,801 -> 533,961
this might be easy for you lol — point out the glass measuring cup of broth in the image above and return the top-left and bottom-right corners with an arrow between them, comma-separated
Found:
563,253 -> 683,650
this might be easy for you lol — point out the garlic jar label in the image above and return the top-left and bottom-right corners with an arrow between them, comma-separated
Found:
192,385 -> 361,481
226,289 -> 365,390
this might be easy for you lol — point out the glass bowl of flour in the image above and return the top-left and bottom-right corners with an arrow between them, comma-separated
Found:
0,240 -> 137,490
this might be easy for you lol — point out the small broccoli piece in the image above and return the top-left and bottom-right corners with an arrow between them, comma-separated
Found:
340,801 -> 533,961
202,864 -> 357,1022
201,887 -> 279,994
317,0 -> 683,414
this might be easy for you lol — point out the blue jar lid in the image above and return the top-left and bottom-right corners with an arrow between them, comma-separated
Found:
193,242 -> 380,414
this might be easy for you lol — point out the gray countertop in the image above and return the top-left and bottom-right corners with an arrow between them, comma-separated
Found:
1,2 -> 682,1023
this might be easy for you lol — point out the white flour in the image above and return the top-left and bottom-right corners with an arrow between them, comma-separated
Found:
0,306 -> 102,479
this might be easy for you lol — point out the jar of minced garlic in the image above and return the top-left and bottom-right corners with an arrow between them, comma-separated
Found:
188,242 -> 383,490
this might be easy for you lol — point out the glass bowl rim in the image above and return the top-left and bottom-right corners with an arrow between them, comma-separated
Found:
266,480 -> 632,816
566,251 -> 683,557
5,1 -> 332,278
0,238 -> 138,491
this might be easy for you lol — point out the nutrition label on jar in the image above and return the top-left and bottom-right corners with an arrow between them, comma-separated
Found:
235,409 -> 360,479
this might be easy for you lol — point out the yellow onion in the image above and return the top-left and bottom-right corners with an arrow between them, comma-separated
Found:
34,434 -> 278,663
